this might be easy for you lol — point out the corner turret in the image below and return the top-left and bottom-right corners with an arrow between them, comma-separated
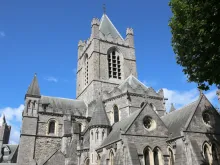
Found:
126,28 -> 134,48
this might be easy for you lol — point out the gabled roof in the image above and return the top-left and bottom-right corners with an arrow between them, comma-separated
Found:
99,14 -> 123,40
161,97 -> 201,138
89,98 -> 110,127
99,109 -> 141,148
39,96 -> 87,116
26,74 -> 40,97
118,74 -> 148,91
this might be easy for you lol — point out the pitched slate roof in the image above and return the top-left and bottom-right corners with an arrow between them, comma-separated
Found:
99,14 -> 123,40
161,98 -> 200,138
118,75 -> 148,91
89,98 -> 110,127
26,74 -> 40,97
99,109 -> 141,148
40,96 -> 87,116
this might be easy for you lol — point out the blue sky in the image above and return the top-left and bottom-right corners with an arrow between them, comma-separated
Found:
0,0 -> 219,144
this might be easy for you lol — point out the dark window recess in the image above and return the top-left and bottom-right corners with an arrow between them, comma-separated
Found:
49,121 -> 55,134
114,105 -> 119,123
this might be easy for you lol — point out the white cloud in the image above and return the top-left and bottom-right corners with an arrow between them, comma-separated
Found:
45,76 -> 58,83
0,104 -> 24,122
163,88 -> 218,111
0,104 -> 24,144
0,31 -> 5,37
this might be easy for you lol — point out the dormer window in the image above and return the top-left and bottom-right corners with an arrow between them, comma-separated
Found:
108,49 -> 121,79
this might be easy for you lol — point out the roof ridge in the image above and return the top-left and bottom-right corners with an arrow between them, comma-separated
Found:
41,95 -> 79,101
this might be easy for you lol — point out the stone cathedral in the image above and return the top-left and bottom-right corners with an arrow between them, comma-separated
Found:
1,13 -> 220,165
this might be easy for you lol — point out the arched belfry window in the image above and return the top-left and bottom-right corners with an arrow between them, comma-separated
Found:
113,105 -> 119,123
108,48 -> 121,79
48,120 -> 56,134
84,54 -> 89,86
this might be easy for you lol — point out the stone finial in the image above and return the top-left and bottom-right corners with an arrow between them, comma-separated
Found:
126,28 -> 134,35
91,18 -> 100,27
78,40 -> 84,47
158,89 -> 164,97
170,103 -> 176,113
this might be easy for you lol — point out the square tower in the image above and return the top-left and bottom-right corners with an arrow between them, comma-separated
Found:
76,14 -> 137,105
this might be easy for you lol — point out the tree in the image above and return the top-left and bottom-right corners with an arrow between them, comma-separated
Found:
169,0 -> 220,90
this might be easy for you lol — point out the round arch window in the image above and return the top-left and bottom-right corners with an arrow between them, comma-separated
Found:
143,116 -> 156,131
202,112 -> 211,126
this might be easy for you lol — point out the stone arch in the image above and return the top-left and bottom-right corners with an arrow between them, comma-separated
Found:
84,157 -> 90,165
202,142 -> 212,164
143,146 -> 153,165
109,149 -> 114,165
167,146 -> 174,165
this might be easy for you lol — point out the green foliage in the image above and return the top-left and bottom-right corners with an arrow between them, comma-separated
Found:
169,0 -> 220,90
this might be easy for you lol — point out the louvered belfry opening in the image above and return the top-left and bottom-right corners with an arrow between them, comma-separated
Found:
108,49 -> 121,79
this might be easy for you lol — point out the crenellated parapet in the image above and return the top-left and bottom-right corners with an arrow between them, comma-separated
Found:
91,18 -> 100,27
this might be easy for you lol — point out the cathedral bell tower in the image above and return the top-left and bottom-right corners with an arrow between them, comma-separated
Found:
76,13 -> 137,105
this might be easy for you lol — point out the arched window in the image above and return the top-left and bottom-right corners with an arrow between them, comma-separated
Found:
85,158 -> 90,165
113,105 -> 119,123
108,48 -> 121,79
48,120 -> 55,134
212,144 -> 219,164
84,54 -> 89,86
168,148 -> 174,165
203,143 -> 212,164
144,147 -> 152,165
109,150 -> 114,165
153,147 -> 163,165
97,154 -> 101,165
